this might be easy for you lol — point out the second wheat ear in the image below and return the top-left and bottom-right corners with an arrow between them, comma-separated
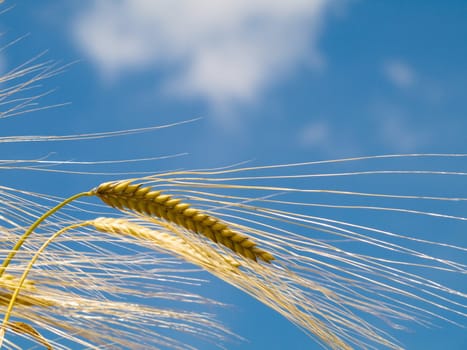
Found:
95,180 -> 275,263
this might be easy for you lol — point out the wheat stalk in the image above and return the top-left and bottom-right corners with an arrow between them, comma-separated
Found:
94,180 -> 275,263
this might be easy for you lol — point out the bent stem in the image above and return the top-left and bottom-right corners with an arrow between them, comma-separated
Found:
0,191 -> 94,278
0,222 -> 91,348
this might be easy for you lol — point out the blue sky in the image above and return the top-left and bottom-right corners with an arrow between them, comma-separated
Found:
2,1 -> 466,349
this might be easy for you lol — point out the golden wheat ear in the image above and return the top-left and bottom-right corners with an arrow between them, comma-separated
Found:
94,180 -> 275,263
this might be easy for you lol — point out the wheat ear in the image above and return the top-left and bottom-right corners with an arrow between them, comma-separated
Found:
91,217 -> 241,268
95,181 -> 275,263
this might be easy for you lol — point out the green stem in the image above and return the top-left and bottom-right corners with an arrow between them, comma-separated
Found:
0,191 -> 94,278
0,221 -> 91,348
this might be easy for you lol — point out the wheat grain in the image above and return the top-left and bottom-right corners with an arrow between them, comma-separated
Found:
94,180 -> 275,263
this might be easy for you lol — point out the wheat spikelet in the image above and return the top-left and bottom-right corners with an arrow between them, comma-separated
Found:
94,180 -> 274,263
0,274 -> 54,309
9,322 -> 52,350
0,274 -> 35,292
92,217 -> 241,268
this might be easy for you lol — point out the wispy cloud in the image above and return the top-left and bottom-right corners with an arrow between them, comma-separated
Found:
299,120 -> 330,148
383,59 -> 416,89
72,0 -> 338,120
378,115 -> 430,152
298,120 -> 360,156
369,101 -> 431,152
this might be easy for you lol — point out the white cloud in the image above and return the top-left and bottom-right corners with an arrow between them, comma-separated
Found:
72,0 -> 337,117
383,59 -> 416,88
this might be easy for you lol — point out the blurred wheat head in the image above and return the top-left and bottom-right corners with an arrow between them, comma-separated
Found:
0,15 -> 466,350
